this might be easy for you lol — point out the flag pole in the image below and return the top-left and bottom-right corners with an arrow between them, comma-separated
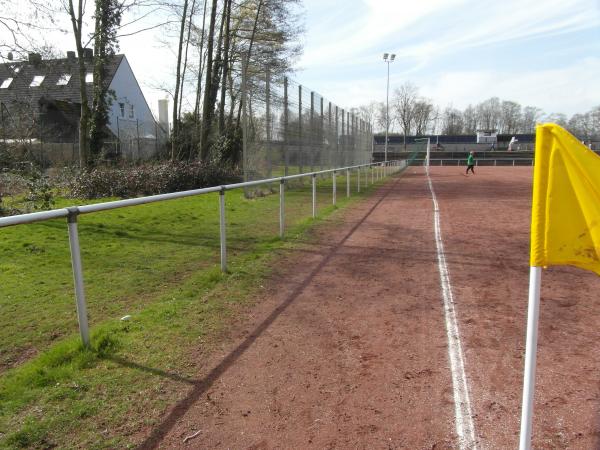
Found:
519,265 -> 542,450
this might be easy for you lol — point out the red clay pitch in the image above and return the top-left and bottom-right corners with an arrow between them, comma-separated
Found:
140,167 -> 600,449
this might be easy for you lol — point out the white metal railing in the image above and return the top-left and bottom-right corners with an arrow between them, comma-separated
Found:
414,158 -> 534,167
0,160 -> 405,346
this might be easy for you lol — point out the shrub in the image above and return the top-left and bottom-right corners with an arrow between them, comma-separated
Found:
68,161 -> 240,199
24,169 -> 55,211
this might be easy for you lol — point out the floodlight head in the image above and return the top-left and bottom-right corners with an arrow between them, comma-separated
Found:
390,54 -> 396,61
383,53 -> 389,61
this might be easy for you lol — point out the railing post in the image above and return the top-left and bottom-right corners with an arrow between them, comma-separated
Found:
371,164 -> 374,184
332,170 -> 337,205
279,179 -> 285,238
346,168 -> 350,197
283,77 -> 289,176
66,207 -> 90,348
219,189 -> 227,272
312,173 -> 317,218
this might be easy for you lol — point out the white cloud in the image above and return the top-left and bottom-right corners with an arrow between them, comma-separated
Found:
420,57 -> 600,115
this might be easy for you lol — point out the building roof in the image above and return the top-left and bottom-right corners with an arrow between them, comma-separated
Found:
0,53 -> 124,106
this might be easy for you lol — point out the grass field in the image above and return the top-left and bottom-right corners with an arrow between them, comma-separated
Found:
0,167 -> 385,448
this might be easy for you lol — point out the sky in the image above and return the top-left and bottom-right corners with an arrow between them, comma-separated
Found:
4,0 -> 600,119
295,0 -> 600,117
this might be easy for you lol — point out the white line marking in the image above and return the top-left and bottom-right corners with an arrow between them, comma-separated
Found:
426,167 -> 477,449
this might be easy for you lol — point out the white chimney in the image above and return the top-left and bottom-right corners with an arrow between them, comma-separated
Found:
158,98 -> 169,137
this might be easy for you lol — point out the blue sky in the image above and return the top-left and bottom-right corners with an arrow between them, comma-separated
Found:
4,0 -> 598,118
294,0 -> 600,116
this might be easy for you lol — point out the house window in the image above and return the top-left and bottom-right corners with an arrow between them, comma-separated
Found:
85,72 -> 93,83
57,74 -> 71,86
119,103 -> 125,117
128,104 -> 134,119
30,75 -> 45,87
0,78 -> 13,89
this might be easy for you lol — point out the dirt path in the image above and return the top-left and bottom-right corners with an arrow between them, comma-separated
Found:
140,168 -> 461,449
430,166 -> 600,449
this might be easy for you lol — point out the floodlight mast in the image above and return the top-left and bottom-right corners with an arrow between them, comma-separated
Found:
383,53 -> 395,163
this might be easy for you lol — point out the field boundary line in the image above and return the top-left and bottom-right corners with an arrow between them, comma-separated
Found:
426,167 -> 477,449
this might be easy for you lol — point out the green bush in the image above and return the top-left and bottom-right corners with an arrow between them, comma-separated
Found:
68,161 -> 240,199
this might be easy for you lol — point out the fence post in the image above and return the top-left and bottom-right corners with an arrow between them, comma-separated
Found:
320,97 -> 324,170
136,119 -> 140,159
312,173 -> 317,218
328,102 -> 332,169
346,168 -> 350,197
116,116 -> 120,158
66,208 -> 90,348
357,166 -> 361,193
283,77 -> 289,177
265,66 -> 272,178
279,179 -> 285,238
154,121 -> 158,156
332,170 -> 337,205
310,91 -> 314,172
219,189 -> 227,272
242,53 -> 249,185
341,109 -> 345,167
335,106 -> 339,168
347,111 -> 351,166
298,84 -> 303,175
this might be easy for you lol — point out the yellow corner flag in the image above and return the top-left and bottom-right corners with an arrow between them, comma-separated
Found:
531,123 -> 600,274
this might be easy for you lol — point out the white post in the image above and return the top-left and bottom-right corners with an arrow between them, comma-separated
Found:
312,174 -> 317,218
66,208 -> 90,348
426,138 -> 431,167
346,169 -> 350,197
219,190 -> 227,272
333,171 -> 337,205
279,179 -> 285,238
384,59 -> 390,163
519,266 -> 543,450
357,166 -> 361,193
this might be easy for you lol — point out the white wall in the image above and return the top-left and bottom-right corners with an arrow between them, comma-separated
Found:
107,56 -> 159,158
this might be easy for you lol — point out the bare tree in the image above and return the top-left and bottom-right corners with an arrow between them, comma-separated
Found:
499,100 -> 521,134
413,99 -> 434,135
391,82 -> 418,148
476,97 -> 501,131
520,106 -> 543,134
543,112 -> 568,128
462,104 -> 477,134
171,0 -> 189,159
442,106 -> 464,135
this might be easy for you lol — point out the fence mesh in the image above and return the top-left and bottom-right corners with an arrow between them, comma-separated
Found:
242,67 -> 373,183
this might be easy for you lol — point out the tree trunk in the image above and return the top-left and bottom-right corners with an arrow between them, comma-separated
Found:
194,0 -> 208,118
171,0 -> 189,160
68,0 -> 90,167
177,0 -> 197,124
199,0 -> 219,160
218,0 -> 231,133
236,0 -> 262,125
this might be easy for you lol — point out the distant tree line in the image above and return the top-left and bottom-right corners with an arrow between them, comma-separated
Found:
356,82 -> 600,140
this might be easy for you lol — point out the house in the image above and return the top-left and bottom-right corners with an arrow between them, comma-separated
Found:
0,49 -> 165,161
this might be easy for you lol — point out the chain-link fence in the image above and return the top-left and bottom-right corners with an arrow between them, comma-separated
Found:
242,66 -> 373,183
0,117 -> 167,167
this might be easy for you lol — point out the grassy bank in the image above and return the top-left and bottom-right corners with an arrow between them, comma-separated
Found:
0,170 -> 387,448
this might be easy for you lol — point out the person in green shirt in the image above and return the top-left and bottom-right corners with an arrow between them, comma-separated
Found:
466,151 -> 475,174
